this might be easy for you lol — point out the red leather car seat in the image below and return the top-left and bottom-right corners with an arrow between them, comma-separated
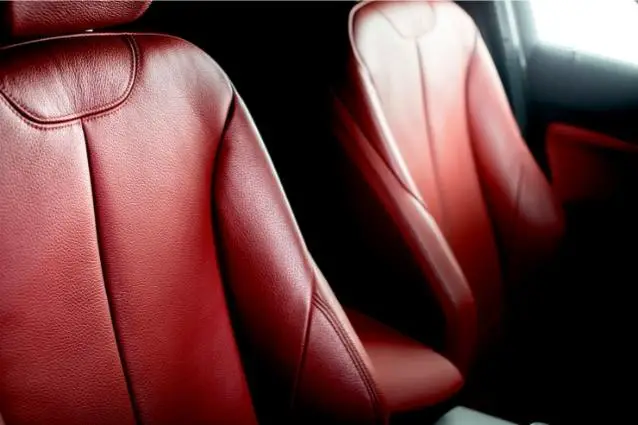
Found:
332,0 -> 564,373
0,1 -> 413,424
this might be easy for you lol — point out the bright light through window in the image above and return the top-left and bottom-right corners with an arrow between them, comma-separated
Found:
531,0 -> 638,66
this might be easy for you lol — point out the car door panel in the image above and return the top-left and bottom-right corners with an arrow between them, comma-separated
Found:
546,122 -> 638,205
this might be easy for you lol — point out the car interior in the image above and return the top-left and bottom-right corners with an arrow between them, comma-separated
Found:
1,1 -> 637,424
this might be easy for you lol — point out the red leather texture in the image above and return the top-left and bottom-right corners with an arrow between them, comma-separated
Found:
546,123 -> 638,204
0,25 -> 387,425
333,0 -> 563,369
2,0 -> 151,38
0,32 -> 257,425
214,95 -> 387,424
333,93 -> 477,374
0,35 -> 136,123
347,309 -> 463,413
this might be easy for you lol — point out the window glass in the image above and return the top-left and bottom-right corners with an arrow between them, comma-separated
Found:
531,0 -> 638,65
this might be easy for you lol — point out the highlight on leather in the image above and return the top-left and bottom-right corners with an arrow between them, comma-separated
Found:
2,0 -> 151,38
332,0 -> 564,383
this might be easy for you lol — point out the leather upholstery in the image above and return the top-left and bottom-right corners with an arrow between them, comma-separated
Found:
0,2 -> 388,424
347,310 -> 463,413
1,0 -> 151,38
214,94 -> 387,425
546,123 -> 638,204
0,35 -> 136,122
333,0 -> 564,371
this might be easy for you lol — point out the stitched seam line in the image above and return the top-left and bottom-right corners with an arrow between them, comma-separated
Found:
312,296 -> 384,424
81,120 -> 142,425
375,0 -> 438,40
0,34 -> 139,125
0,86 -> 140,131
313,296 -> 383,423
334,93 -> 425,210
0,31 -> 192,53
289,285 -> 314,413
415,40 -> 446,231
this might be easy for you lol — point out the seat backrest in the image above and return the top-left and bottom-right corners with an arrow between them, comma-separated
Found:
333,0 -> 563,363
0,2 -> 387,424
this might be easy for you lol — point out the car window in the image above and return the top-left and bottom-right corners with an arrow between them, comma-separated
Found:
530,0 -> 638,66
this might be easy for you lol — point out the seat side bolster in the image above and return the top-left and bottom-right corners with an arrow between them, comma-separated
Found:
466,35 -> 565,281
332,93 -> 477,374
214,93 -> 388,424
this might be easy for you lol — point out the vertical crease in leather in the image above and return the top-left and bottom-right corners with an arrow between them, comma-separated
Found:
209,91 -> 249,348
333,92 -> 427,213
347,17 -> 425,204
312,296 -> 384,424
212,90 -> 320,422
415,39 -> 446,230
217,89 -> 238,146
511,162 -> 524,252
356,70 -> 423,203
289,279 -> 314,414
209,90 -> 272,422
464,30 -> 507,285
80,119 -> 142,425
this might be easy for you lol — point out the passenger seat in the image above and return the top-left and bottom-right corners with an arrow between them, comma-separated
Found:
331,0 -> 564,374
